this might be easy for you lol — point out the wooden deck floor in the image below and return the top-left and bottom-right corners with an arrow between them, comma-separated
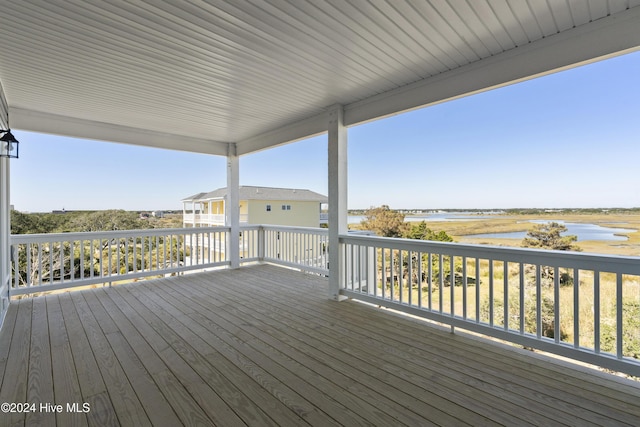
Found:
1,265 -> 639,426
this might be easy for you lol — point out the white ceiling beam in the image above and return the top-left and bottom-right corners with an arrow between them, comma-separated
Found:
343,7 -> 640,127
10,108 -> 229,156
236,112 -> 327,155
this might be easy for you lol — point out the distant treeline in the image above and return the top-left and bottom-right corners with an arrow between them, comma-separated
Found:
348,207 -> 640,215
503,208 -> 640,215
10,210 -> 183,234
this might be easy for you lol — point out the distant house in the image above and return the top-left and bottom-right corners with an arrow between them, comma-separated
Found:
182,186 -> 328,228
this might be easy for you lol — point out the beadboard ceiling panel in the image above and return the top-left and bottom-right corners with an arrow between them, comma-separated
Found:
0,0 -> 639,155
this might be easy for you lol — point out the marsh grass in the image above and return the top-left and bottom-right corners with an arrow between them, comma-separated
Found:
449,212 -> 640,256
374,231 -> 640,361
369,213 -> 640,361
379,268 -> 639,359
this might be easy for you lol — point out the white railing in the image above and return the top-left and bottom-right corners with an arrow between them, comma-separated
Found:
340,234 -> 640,377
239,225 -> 261,263
10,225 -> 640,375
9,225 -> 327,295
10,227 -> 230,295
262,225 -> 328,275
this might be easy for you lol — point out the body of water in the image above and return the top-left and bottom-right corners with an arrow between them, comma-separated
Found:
348,212 -> 497,224
469,220 -> 636,242
351,213 -> 637,242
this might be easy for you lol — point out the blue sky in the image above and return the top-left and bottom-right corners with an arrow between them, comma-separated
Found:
10,50 -> 640,212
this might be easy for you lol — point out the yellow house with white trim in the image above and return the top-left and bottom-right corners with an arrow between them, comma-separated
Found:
182,186 -> 327,228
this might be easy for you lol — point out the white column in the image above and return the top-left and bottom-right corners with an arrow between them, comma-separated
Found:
226,143 -> 240,269
328,105 -> 348,300
0,157 -> 10,325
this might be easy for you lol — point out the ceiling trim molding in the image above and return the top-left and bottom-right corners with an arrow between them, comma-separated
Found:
10,108 -> 229,156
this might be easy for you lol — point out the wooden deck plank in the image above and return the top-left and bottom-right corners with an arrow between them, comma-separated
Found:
262,270 -> 640,424
229,267 -> 629,426
89,288 -> 214,426
70,291 -> 154,427
214,266 -> 640,425
0,300 -> 33,426
0,299 -> 19,387
135,280 -> 365,425
84,289 -> 185,427
154,276 -> 416,427
352,303 -> 640,425
1,265 -> 639,426
185,271 -> 519,426
109,285 -> 281,427
46,295 -> 88,427
249,266 -> 640,425
112,280 -> 338,427
105,286 -> 248,427
134,278 -> 378,427
121,282 -> 315,427
25,297 -> 55,427
57,293 -> 118,427
163,274 -> 464,426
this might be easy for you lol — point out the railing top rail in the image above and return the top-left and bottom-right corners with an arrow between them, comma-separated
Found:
340,233 -> 640,274
10,226 -> 232,244
260,224 -> 328,235
239,225 -> 261,231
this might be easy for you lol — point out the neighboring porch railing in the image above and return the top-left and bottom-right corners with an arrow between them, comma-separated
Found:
183,213 -> 248,225
339,234 -> 640,377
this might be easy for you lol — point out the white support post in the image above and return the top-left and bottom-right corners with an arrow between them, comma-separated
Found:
0,83 -> 10,327
0,157 -> 10,326
328,105 -> 348,300
226,144 -> 240,269
257,225 -> 265,263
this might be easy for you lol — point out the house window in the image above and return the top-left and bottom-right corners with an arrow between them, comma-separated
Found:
266,204 -> 271,211
282,204 -> 291,211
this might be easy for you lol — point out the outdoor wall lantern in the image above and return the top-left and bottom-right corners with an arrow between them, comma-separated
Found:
0,129 -> 19,158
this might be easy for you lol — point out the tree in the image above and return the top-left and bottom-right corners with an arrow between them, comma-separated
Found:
403,221 -> 453,242
360,205 -> 407,237
71,210 -> 144,232
522,222 -> 581,251
402,221 -> 458,286
522,222 -> 581,288
10,211 -> 66,234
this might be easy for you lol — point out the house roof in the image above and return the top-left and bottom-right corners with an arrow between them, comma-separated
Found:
183,186 -> 327,203
1,2 -> 639,154
181,192 -> 208,202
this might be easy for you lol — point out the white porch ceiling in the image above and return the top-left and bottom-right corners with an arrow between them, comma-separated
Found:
1,1 -> 639,156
